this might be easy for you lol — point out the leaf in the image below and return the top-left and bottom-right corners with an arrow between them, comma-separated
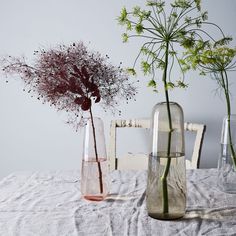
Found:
142,10 -> 151,19
81,97 -> 91,111
141,61 -> 151,74
118,7 -> 128,24
127,68 -> 136,75
86,82 -> 97,93
77,70 -> 90,88
70,72 -> 79,77
156,1 -> 165,9
157,60 -> 165,70
74,96 -> 84,105
55,84 -> 68,94
68,77 -> 84,95
166,82 -> 175,90
177,80 -> 188,88
71,67 -> 83,80
59,71 -> 66,79
141,46 -> 149,55
94,96 -> 101,103
122,33 -> 129,43
199,71 -> 206,76
171,0 -> 191,9
91,88 -> 100,97
73,65 -> 80,74
201,11 -> 208,21
69,76 -> 76,86
184,16 -> 192,24
126,21 -> 132,31
169,50 -> 177,56
194,0 -> 201,11
135,24 -> 144,34
214,37 -> 233,47
81,66 -> 90,80
180,37 -> 195,49
133,6 -> 141,16
146,1 -> 157,7
195,19 -> 202,27
148,79 -> 156,88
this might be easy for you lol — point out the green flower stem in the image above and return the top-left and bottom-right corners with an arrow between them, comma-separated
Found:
221,71 -> 236,169
160,41 -> 173,214
89,108 -> 103,194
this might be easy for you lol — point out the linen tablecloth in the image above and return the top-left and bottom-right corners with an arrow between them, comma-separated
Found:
0,169 -> 235,236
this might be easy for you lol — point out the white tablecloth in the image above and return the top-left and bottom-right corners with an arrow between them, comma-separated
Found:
0,169 -> 235,236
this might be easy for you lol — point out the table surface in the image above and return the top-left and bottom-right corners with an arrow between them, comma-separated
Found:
0,169 -> 235,236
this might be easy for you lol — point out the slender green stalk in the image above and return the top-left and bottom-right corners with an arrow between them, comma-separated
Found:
89,108 -> 103,194
160,41 -> 173,214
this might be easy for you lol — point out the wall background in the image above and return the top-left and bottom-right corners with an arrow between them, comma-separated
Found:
0,0 -> 235,179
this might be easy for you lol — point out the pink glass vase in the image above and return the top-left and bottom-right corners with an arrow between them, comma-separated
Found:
81,117 -> 108,201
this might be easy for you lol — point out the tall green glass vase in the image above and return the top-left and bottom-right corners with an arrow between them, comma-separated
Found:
146,102 -> 186,220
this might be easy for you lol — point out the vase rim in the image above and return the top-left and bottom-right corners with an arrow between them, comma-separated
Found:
223,114 -> 236,121
158,101 -> 180,105
86,116 -> 102,121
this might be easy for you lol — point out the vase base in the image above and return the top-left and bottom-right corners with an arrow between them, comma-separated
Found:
148,212 -> 185,220
83,195 -> 106,201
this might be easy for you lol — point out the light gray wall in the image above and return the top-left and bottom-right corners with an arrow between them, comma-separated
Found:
0,0 -> 235,179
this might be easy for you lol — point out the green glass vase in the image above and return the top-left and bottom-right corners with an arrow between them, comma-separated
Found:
146,102 -> 186,220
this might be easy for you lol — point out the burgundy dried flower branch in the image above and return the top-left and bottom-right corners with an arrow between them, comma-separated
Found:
1,42 -> 137,196
1,42 -> 136,121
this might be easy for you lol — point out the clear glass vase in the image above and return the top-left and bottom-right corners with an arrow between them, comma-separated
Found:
81,117 -> 108,201
146,102 -> 186,220
218,115 -> 236,193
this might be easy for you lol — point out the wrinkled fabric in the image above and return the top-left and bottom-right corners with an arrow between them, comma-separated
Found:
0,169 -> 235,236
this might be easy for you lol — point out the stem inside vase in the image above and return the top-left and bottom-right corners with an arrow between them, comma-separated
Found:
160,41 -> 173,214
89,108 -> 104,194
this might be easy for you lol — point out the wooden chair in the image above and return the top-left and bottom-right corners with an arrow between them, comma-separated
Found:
108,119 -> 206,171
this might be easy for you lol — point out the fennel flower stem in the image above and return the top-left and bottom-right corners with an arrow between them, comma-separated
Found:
160,41 -> 173,214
